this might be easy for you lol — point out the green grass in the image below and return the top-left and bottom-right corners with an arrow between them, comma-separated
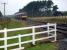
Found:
0,20 -> 32,50
0,19 -> 57,50
0,20 -> 27,29
27,43 -> 56,50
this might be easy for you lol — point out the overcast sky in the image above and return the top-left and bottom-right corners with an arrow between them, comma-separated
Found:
0,0 -> 67,15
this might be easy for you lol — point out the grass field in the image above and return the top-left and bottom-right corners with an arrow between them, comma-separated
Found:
27,43 -> 57,50
0,19 -> 57,50
30,16 -> 67,24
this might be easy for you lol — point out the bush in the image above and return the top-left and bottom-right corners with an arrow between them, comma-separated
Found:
0,17 -> 11,29
0,11 -> 3,17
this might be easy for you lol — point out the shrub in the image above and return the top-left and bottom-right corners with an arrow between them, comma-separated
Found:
0,17 -> 11,29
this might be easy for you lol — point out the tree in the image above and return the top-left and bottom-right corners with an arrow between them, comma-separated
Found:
53,5 -> 58,12
0,11 -> 3,17
52,5 -> 59,16
47,0 -> 53,9
45,0 -> 54,16
18,0 -> 58,17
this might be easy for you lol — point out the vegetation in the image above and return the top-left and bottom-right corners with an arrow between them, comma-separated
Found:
0,19 -> 57,50
62,11 -> 67,16
0,20 -> 31,50
0,18 -> 27,29
0,17 -> 11,29
16,0 -> 67,17
30,16 -> 67,24
27,43 -> 56,50
18,0 -> 60,17
0,11 -> 3,17
45,18 -> 67,24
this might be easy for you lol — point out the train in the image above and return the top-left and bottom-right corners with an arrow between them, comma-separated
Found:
15,12 -> 27,20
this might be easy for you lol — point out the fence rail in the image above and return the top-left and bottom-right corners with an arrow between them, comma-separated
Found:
0,23 -> 57,50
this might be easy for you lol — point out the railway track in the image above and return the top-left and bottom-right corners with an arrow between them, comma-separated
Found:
57,24 -> 67,40
57,24 -> 67,34
26,19 -> 67,35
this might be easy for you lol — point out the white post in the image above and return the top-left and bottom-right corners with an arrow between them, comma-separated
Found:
54,24 -> 57,41
18,34 -> 21,49
47,23 -> 50,36
4,28 -> 7,50
51,23 -> 57,42
32,26 -> 35,45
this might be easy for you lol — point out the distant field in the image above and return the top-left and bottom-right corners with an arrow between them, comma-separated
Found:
0,19 -> 27,29
29,16 -> 67,24
29,16 -> 67,19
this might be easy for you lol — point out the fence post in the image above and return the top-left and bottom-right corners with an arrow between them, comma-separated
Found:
32,26 -> 35,45
47,23 -> 50,37
18,34 -> 22,49
4,28 -> 7,50
54,23 -> 57,41
51,23 -> 57,42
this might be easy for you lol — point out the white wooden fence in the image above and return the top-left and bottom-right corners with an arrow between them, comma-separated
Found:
0,23 -> 57,50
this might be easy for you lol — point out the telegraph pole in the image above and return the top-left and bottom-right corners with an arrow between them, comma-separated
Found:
2,3 -> 6,16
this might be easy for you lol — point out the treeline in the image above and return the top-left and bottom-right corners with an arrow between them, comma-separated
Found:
18,0 -> 67,17
18,0 -> 57,17
0,11 -> 3,17
62,11 -> 67,16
